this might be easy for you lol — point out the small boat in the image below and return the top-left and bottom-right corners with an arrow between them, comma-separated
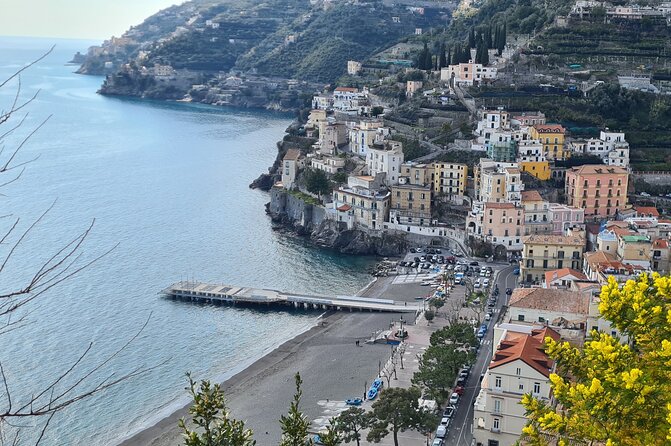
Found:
367,378 -> 383,400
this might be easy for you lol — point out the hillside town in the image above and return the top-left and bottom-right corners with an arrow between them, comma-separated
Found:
267,28 -> 671,443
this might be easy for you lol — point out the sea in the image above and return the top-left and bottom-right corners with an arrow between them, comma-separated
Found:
0,36 -> 375,445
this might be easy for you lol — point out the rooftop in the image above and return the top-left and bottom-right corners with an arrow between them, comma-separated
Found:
524,233 -> 585,246
634,206 -> 660,217
509,288 -> 590,315
621,235 -> 651,243
653,238 -> 669,249
283,148 -> 301,161
533,123 -> 565,133
568,165 -> 628,175
544,268 -> 588,285
521,190 -> 543,202
484,202 -> 516,209
489,327 -> 560,377
334,87 -> 359,93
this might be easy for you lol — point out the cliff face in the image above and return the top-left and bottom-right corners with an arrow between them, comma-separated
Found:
267,189 -> 408,256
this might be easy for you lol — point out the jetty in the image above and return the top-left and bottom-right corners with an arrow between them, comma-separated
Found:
162,281 -> 420,313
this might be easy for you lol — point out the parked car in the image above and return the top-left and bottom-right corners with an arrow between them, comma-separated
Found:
449,392 -> 460,405
470,261 -> 479,266
443,405 -> 456,418
440,416 -> 450,425
513,268 -> 520,275
454,386 -> 465,395
420,256 -> 427,262
432,438 -> 444,446
483,278 -> 490,287
485,313 -> 492,321
506,288 -> 513,295
435,249 -> 442,254
436,425 -> 447,438
474,279 -> 481,288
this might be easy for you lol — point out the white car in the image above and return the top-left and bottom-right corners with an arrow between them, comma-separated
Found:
485,313 -> 492,321
474,279 -> 481,288
483,278 -> 490,287
449,392 -> 459,405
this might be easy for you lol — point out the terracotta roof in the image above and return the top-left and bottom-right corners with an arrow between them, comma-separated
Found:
505,167 -> 521,174
568,165 -> 628,175
484,202 -> 516,209
653,238 -> 669,249
509,288 -> 590,315
283,149 -> 301,161
533,123 -> 565,133
489,327 -> 560,377
524,233 -> 585,246
634,206 -> 660,217
336,204 -> 352,212
544,268 -> 588,285
659,219 -> 671,224
521,190 -> 543,202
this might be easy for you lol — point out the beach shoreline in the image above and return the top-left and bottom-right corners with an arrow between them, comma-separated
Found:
115,275 -> 412,446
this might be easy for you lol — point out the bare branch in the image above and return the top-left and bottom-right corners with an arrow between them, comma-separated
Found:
0,46 -> 53,90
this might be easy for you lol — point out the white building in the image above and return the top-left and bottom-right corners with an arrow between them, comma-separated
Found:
348,120 -> 386,157
568,130 -> 630,168
281,149 -> 303,189
310,155 -> 345,175
347,60 -> 362,75
366,140 -> 404,186
440,61 -> 497,86
473,325 -> 559,446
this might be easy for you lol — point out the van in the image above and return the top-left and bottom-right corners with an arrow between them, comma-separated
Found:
436,425 -> 447,439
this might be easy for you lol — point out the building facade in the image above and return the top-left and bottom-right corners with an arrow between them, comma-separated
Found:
520,232 -> 586,284
366,140 -> 404,185
390,184 -> 432,226
530,124 -> 567,161
565,165 -> 629,219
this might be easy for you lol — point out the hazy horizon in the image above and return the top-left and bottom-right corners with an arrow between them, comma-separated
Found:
2,0 -> 186,40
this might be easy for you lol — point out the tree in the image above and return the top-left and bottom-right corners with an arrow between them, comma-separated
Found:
179,374 -> 255,446
522,274 -> 671,445
303,168 -> 331,198
366,387 -> 427,446
412,345 -> 463,400
335,407 -> 369,446
280,373 -> 312,446
438,43 -> 447,69
370,105 -> 384,117
318,421 -> 341,446
424,310 -> 435,322
468,28 -> 476,49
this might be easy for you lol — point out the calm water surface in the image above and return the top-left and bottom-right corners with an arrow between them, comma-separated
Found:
0,37 -> 374,445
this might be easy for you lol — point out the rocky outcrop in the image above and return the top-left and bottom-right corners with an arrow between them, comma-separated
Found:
310,220 -> 409,256
267,189 -> 409,256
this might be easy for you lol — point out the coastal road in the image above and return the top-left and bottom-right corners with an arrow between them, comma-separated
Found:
445,265 -> 516,446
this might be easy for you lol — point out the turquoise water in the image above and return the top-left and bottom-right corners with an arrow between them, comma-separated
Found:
0,37 -> 374,445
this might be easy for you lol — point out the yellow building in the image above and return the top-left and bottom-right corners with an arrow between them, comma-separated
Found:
390,184 -> 432,226
432,162 -> 468,197
530,124 -> 567,161
520,161 -> 550,180
520,230 -> 586,284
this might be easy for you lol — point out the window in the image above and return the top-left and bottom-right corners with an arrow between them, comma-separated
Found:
495,376 -> 502,388
519,383 -> 524,391
494,399 -> 502,413
518,314 -> 525,321
534,382 -> 541,394
516,367 -> 521,375
493,418 -> 500,431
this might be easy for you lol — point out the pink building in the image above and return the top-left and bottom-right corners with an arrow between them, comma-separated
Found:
481,202 -> 524,253
548,203 -> 585,234
565,165 -> 629,219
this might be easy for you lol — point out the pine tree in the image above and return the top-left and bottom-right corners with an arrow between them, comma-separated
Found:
485,26 -> 492,49
446,48 -> 451,67
438,43 -> 447,69
279,373 -> 312,446
179,374 -> 256,446
498,23 -> 507,54
468,28 -> 476,49
493,25 -> 500,51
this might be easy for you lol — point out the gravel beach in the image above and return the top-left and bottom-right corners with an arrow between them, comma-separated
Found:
117,308 -> 404,446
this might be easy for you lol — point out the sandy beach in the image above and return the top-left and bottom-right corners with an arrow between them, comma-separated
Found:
118,308 -> 405,445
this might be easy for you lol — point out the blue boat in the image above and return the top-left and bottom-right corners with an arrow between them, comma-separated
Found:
367,378 -> 384,400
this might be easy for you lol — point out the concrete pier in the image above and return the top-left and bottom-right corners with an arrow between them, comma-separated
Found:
162,281 -> 420,313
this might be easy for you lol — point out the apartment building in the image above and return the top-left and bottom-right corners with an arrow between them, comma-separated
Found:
332,185 -> 390,230
475,161 -> 524,206
530,123 -> 567,160
366,140 -> 404,185
281,149 -> 303,189
399,162 -> 432,187
521,190 -> 551,235
390,184 -> 432,226
548,203 -> 585,235
565,165 -> 629,219
520,232 -> 586,284
479,202 -> 525,253
507,288 -> 589,327
517,140 -> 550,180
348,120 -> 385,156
432,162 -> 468,198
473,326 -> 559,446
568,130 -> 630,168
